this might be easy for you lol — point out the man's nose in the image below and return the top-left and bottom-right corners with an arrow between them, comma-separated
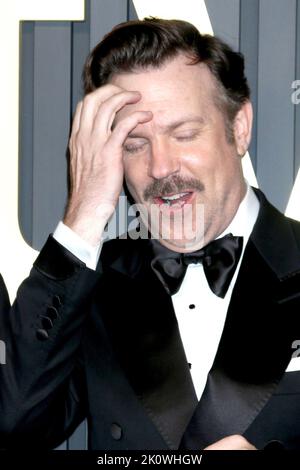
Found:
148,140 -> 180,180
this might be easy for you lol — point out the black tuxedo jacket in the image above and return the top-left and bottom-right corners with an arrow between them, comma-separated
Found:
1,188 -> 300,450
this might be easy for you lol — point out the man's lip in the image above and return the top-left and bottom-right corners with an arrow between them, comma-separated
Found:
153,189 -> 194,201
152,190 -> 195,209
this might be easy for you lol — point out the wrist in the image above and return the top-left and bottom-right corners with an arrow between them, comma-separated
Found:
53,221 -> 103,269
63,211 -> 110,246
64,199 -> 116,245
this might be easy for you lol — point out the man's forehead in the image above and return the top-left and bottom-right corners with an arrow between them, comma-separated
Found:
110,55 -> 215,93
112,64 -> 216,123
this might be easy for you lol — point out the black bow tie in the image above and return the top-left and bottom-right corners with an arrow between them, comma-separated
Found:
150,234 -> 243,298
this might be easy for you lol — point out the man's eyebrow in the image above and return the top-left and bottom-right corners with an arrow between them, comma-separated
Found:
127,116 -> 206,138
162,116 -> 207,132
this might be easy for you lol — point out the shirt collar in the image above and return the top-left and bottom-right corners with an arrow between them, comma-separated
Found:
218,182 -> 260,247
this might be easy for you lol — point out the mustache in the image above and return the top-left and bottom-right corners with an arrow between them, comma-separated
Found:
143,175 -> 204,201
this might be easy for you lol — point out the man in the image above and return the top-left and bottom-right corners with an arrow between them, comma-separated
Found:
1,17 -> 300,450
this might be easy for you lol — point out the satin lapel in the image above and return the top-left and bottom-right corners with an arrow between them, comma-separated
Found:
180,191 -> 300,449
100,239 -> 198,449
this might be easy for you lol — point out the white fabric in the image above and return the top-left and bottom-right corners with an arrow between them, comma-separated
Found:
53,221 -> 102,270
286,357 -> 300,372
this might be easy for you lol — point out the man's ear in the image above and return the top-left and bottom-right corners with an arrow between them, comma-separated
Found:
233,101 -> 253,156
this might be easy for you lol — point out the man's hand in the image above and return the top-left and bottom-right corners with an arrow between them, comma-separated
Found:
204,435 -> 256,450
64,84 -> 152,245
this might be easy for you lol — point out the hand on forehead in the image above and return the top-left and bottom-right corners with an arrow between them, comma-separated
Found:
110,57 -> 215,131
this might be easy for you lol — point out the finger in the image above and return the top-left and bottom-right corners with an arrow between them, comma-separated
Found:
204,435 -> 256,450
92,90 -> 142,135
70,101 -> 83,139
69,102 -> 83,163
79,84 -> 128,134
107,110 -> 153,149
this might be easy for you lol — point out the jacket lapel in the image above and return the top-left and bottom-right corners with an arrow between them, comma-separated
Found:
180,189 -> 300,449
100,238 -> 198,449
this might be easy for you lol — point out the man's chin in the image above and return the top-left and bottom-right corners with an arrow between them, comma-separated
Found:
157,235 -> 205,253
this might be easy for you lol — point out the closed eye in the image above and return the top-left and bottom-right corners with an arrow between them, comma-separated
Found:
174,130 -> 201,141
123,136 -> 148,154
123,142 -> 147,154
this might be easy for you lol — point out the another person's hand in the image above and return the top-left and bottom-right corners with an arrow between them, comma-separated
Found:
64,84 -> 152,245
204,434 -> 256,450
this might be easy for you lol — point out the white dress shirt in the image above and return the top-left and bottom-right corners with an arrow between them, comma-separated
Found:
53,183 -> 259,400
171,185 -> 259,399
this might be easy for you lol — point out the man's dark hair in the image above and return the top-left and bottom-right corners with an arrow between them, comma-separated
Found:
83,17 -> 250,142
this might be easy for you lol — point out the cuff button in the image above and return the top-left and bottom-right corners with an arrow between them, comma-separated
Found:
36,329 -> 49,341
40,316 -> 53,330
53,295 -> 62,309
47,306 -> 59,320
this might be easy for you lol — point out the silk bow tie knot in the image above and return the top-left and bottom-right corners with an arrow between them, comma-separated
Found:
150,233 -> 243,298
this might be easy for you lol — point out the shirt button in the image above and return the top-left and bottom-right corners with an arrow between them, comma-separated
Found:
189,304 -> 195,309
110,423 -> 123,440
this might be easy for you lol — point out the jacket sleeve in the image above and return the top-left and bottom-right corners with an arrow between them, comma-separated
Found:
0,235 -> 101,448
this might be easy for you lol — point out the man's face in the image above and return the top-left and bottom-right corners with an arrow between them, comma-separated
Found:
111,54 -> 248,252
